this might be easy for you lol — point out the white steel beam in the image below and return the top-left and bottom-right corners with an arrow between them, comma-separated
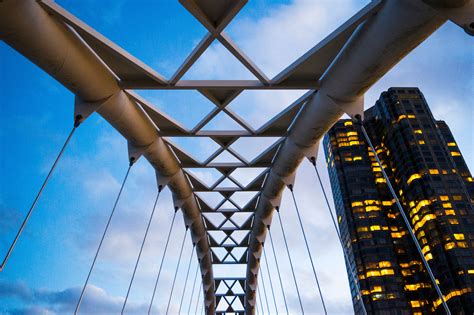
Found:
0,1 -> 216,312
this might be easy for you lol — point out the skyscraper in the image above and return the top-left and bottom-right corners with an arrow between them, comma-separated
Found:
324,87 -> 474,314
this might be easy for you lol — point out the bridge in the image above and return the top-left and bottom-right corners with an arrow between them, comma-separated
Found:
0,0 -> 472,314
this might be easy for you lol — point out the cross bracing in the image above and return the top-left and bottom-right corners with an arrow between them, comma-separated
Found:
0,0 -> 472,314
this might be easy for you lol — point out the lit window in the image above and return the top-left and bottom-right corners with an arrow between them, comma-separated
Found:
407,173 -> 422,184
448,218 -> 459,225
447,142 -> 456,147
414,129 -> 423,134
379,261 -> 391,267
370,225 -> 381,231
344,121 -> 353,126
405,283 -> 427,291
381,269 -> 395,275
411,199 -> 431,215
439,195 -> 449,201
371,286 -> 383,293
413,214 -> 436,231
375,178 -> 386,184
445,242 -> 456,250
421,245 -> 430,255
366,270 -> 381,277
353,156 -> 362,161
366,206 -> 381,212
418,140 -> 425,145
453,234 -> 465,240
433,289 -> 472,308
397,115 -> 407,122
429,169 -> 439,175
351,201 -> 363,207
364,200 -> 380,205
451,152 -> 461,157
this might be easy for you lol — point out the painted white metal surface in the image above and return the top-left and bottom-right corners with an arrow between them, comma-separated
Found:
1,0 -> 471,313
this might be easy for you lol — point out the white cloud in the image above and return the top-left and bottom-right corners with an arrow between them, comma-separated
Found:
0,281 -> 158,315
227,0 -> 365,78
3,1 -> 472,314
180,3 -> 472,312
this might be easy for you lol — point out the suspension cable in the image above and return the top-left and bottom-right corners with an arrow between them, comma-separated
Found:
194,279 -> 202,315
257,285 -> 264,315
121,186 -> 163,314
179,243 -> 196,314
276,209 -> 305,314
75,160 -> 133,314
357,118 -> 451,315
148,210 -> 178,314
259,255 -> 271,314
288,186 -> 327,314
262,245 -> 278,314
1,118 -> 81,272
199,290 -> 206,314
268,226 -> 289,315
187,264 -> 200,314
166,227 -> 189,314
310,158 -> 367,315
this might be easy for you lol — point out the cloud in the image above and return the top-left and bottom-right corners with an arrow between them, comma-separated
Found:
0,281 -> 155,315
7,306 -> 55,315
365,21 -> 473,166
226,0 -> 364,78
56,1 -> 373,313
0,280 -> 33,301
2,1 -> 472,315
181,0 -> 367,130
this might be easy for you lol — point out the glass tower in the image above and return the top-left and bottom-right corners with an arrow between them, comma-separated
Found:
323,87 -> 474,314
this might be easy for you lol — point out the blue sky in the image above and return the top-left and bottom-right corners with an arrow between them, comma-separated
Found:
0,0 -> 473,314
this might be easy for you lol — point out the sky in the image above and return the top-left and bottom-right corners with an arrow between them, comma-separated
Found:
0,0 -> 473,314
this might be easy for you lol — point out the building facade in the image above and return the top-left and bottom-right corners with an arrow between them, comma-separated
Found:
323,87 -> 474,314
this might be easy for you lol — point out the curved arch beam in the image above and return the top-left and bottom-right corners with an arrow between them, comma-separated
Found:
245,0 -> 450,312
0,1 -> 216,312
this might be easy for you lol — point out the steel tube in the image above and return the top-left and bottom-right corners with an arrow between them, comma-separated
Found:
0,1 -> 215,312
245,0 -> 446,311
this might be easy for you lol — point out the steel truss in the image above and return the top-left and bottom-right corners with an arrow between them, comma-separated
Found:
0,0 -> 472,313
